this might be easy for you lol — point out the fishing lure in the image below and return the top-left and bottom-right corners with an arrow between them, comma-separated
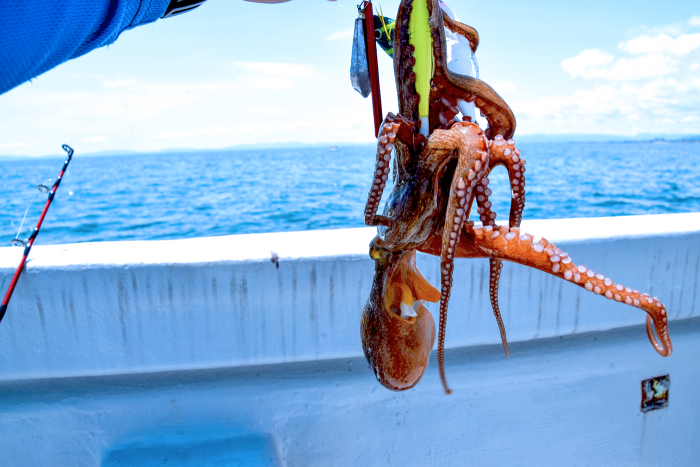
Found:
373,12 -> 396,58
351,8 -> 372,98
351,1 -> 384,136
0,144 -> 74,324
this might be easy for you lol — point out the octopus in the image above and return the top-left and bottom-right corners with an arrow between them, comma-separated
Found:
359,0 -> 672,394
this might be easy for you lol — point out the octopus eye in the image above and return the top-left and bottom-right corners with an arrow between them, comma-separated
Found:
369,243 -> 390,261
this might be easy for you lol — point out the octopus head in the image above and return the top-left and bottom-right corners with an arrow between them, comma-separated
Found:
361,238 -> 440,391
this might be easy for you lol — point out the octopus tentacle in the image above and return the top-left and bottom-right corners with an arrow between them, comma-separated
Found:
442,13 -> 479,52
475,175 -> 497,226
488,136 -> 526,227
647,315 -> 670,357
474,182 -> 510,356
483,136 -> 526,353
364,115 -> 402,226
438,73 -> 515,141
429,4 -> 516,140
470,172 -> 511,355
474,136 -> 526,357
392,1 -> 516,140
436,130 -> 490,394
394,1 -> 421,124
436,176 -> 468,395
436,96 -> 461,129
489,257 -> 510,357
466,225 -> 673,357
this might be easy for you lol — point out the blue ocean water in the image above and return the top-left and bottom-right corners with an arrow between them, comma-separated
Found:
0,142 -> 698,246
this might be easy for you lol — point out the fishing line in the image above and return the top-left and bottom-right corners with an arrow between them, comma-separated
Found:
2,175 -> 53,297
0,145 -> 74,324
14,191 -> 38,241
193,38 -> 257,103
13,184 -> 49,242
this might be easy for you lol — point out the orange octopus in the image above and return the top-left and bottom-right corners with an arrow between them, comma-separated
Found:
359,0 -> 672,394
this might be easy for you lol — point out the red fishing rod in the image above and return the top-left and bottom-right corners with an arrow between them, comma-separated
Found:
0,144 -> 74,324
360,0 -> 383,137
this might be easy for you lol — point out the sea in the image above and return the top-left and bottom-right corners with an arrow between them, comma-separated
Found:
0,141 -> 698,246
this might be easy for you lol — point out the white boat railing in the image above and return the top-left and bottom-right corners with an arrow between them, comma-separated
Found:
0,212 -> 698,381
1,213 -> 699,466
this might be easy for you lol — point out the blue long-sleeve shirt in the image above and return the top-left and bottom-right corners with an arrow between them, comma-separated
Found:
0,0 -> 170,95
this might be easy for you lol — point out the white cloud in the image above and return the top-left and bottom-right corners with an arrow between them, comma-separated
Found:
234,62 -> 315,77
621,33 -> 700,56
562,50 -> 677,81
561,32 -> 700,81
515,73 -> 700,136
239,76 -> 299,90
219,62 -> 321,91
601,54 -> 677,80
519,18 -> 700,135
152,131 -> 201,140
492,81 -> 517,93
690,16 -> 700,27
327,29 -> 354,41
0,142 -> 26,149
102,78 -> 138,88
5,14 -> 699,158
153,127 -> 236,140
561,49 -> 614,78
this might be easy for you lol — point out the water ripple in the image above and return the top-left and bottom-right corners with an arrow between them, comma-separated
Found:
0,142 -> 698,246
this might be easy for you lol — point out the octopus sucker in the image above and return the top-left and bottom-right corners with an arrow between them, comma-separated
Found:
359,0 -> 672,394
453,228 -> 672,358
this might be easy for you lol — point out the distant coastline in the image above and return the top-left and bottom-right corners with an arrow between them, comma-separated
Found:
1,135 -> 698,160
513,134 -> 700,144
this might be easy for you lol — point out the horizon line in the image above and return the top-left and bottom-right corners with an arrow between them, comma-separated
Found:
2,133 -> 699,159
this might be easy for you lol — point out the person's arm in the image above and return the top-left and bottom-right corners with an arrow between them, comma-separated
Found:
0,0 -> 206,95
0,0 -> 337,95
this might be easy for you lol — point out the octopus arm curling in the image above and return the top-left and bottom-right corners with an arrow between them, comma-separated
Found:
435,72 -> 516,141
392,0 -> 516,141
480,136 -> 527,354
364,116 -> 403,227
470,179 -> 509,357
428,1 -> 516,139
465,226 -> 673,357
442,13 -> 479,52
418,221 -> 672,392
486,136 -> 527,227
471,135 -> 527,358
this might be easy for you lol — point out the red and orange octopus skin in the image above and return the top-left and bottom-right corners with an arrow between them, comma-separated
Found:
360,0 -> 672,394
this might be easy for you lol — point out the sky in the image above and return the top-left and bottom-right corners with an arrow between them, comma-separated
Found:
0,0 -> 699,157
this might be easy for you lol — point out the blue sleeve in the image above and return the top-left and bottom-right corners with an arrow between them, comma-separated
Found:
0,0 -> 171,95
